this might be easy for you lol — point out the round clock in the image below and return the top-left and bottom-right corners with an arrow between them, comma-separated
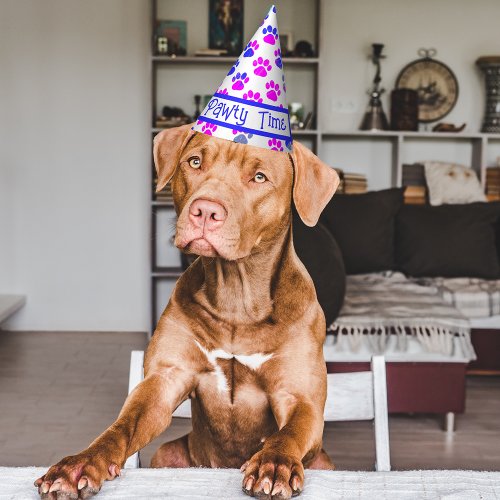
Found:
395,49 -> 459,123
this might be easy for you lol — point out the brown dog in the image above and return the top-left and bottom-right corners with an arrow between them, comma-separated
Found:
35,124 -> 339,499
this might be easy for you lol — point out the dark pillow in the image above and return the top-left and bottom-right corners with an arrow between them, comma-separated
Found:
292,209 -> 346,326
396,202 -> 500,278
319,188 -> 404,274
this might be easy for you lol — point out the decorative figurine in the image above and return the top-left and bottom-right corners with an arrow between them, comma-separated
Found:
360,43 -> 389,131
476,56 -> 500,133
432,122 -> 466,133
390,88 -> 418,131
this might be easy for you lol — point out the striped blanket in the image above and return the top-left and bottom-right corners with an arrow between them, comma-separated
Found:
417,277 -> 500,318
329,272 -> 475,359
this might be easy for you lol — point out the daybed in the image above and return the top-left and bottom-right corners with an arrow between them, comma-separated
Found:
293,189 -> 500,429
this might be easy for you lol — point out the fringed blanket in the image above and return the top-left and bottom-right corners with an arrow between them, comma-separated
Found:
329,272 -> 475,359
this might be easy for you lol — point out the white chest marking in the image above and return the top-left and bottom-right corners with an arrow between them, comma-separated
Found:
194,340 -> 273,393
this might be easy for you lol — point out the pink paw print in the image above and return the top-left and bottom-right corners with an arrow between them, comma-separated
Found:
268,138 -> 283,151
262,25 -> 278,45
265,80 -> 281,102
202,122 -> 217,136
231,72 -> 249,91
217,87 -> 229,95
242,90 -> 263,103
253,57 -> 272,77
243,40 -> 259,57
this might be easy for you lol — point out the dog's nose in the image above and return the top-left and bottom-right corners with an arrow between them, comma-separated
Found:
189,199 -> 227,231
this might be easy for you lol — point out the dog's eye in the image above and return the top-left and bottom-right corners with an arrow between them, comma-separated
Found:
253,172 -> 267,183
188,157 -> 201,169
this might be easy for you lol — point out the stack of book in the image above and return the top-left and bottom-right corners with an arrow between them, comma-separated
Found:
342,172 -> 368,194
404,185 -> 427,205
402,163 -> 427,204
486,167 -> 500,201
154,179 -> 174,204
334,168 -> 345,193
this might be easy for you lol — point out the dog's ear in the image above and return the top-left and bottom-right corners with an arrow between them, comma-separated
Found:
153,124 -> 195,193
291,141 -> 340,227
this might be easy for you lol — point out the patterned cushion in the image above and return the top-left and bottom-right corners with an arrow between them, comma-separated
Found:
424,161 -> 486,206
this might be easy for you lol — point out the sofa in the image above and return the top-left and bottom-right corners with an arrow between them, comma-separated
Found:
293,189 -> 500,428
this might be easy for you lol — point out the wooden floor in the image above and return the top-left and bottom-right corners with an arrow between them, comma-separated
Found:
1,331 -> 499,471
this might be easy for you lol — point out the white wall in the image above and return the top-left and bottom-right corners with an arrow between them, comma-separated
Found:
0,0 -> 151,331
1,0 -> 499,331
320,0 -> 500,188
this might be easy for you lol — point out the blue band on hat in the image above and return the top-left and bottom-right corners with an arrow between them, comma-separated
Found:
197,116 -> 292,142
213,93 -> 289,115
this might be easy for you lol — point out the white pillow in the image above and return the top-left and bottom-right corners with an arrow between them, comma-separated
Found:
424,161 -> 486,206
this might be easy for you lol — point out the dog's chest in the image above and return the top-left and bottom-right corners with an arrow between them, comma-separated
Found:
195,340 -> 272,395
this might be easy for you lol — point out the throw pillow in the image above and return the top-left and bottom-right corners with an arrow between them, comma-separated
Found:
424,161 -> 486,206
320,188 -> 404,274
293,209 -> 346,325
396,202 -> 500,279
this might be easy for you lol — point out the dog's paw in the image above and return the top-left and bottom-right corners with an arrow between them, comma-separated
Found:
241,450 -> 304,499
34,452 -> 120,499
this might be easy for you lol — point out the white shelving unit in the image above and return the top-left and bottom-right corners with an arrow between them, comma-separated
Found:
148,0 -> 500,330
320,131 -> 500,188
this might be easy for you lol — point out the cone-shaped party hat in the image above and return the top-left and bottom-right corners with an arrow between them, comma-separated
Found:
192,5 -> 292,153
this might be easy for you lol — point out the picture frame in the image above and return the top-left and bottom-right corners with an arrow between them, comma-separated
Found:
209,0 -> 244,56
156,20 -> 187,55
279,31 -> 293,55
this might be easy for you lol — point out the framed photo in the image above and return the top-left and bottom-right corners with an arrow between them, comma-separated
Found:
209,0 -> 244,56
279,31 -> 293,55
156,20 -> 187,55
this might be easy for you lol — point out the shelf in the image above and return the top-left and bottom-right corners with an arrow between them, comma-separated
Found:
152,127 -> 318,136
322,131 -> 500,141
152,56 -> 319,65
152,200 -> 174,207
323,130 -> 399,138
292,129 -> 319,136
152,268 -> 183,279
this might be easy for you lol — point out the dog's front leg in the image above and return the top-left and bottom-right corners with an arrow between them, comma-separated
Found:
242,390 -> 325,499
35,364 -> 195,498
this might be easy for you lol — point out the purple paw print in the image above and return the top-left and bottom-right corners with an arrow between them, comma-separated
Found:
274,49 -> 282,69
282,74 -> 287,93
265,80 -> 281,102
268,138 -> 283,151
262,25 -> 278,45
201,122 -> 217,136
242,90 -> 263,103
253,57 -> 272,77
243,40 -> 259,57
231,72 -> 249,91
227,59 -> 239,76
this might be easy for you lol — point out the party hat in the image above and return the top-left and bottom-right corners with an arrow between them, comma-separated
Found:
192,5 -> 292,153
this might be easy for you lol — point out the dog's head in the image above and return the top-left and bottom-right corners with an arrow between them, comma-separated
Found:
153,124 -> 339,260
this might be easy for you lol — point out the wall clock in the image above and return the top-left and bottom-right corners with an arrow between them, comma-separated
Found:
395,49 -> 459,123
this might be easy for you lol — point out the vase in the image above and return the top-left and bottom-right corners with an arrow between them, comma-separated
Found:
476,56 -> 500,133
